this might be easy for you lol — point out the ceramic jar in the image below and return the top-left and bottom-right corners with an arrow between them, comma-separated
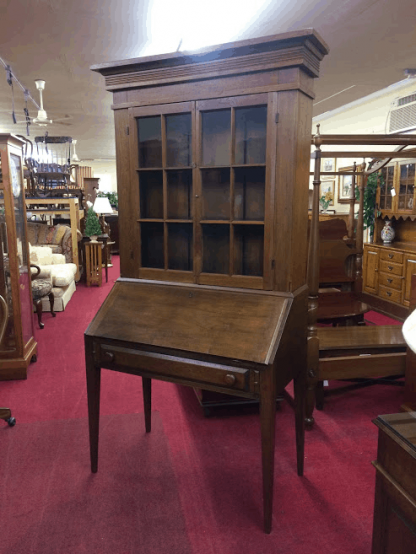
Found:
381,220 -> 395,244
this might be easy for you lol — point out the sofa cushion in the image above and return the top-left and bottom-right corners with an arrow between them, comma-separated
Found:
45,225 -> 67,246
52,253 -> 66,264
37,224 -> 50,245
29,244 -> 53,265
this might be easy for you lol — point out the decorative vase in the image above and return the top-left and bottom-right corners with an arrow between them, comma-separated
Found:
381,220 -> 395,244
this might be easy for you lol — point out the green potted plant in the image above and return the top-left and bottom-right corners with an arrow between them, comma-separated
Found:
84,207 -> 102,240
355,171 -> 383,241
97,191 -> 118,210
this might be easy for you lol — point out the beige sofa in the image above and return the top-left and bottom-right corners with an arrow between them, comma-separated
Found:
27,221 -> 81,264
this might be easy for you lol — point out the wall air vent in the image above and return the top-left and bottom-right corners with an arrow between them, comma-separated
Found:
388,92 -> 416,133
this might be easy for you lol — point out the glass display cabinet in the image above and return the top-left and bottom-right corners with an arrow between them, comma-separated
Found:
0,134 -> 37,380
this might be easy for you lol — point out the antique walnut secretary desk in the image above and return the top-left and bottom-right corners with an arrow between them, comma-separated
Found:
86,29 -> 328,533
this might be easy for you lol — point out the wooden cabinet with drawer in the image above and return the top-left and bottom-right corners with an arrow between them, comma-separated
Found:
363,243 -> 416,311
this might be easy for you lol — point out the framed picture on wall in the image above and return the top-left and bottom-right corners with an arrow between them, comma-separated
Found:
321,179 -> 335,206
322,158 -> 336,175
338,166 -> 355,203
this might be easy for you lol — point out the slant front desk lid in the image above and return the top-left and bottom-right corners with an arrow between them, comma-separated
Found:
86,279 -> 293,366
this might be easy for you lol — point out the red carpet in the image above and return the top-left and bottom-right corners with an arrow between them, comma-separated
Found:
0,258 -> 406,553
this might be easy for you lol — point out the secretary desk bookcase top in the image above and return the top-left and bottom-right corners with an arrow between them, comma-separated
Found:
88,30 -> 328,533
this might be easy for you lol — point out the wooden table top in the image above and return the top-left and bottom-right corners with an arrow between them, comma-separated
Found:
86,279 -> 293,365
318,325 -> 405,351
375,412 -> 416,453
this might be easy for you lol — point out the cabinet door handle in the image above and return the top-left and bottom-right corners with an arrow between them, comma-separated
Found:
387,278 -> 393,283
388,254 -> 394,259
104,351 -> 115,362
388,266 -> 393,271
387,291 -> 392,297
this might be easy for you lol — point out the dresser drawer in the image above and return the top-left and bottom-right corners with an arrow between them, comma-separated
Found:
96,343 -> 253,392
380,250 -> 404,264
379,260 -> 403,276
379,285 -> 402,304
378,272 -> 403,291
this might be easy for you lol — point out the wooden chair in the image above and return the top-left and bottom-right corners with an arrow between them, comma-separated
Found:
306,130 -> 411,429
30,264 -> 56,329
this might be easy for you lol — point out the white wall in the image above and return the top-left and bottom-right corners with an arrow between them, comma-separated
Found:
311,77 -> 416,213
89,160 -> 118,193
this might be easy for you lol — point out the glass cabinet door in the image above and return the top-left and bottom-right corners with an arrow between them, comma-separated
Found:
379,165 -> 395,211
131,102 -> 195,281
0,142 -> 34,359
129,95 -> 273,289
196,95 -> 270,288
397,162 -> 416,212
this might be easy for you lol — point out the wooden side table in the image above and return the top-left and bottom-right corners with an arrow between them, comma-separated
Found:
372,412 -> 416,553
85,241 -> 102,287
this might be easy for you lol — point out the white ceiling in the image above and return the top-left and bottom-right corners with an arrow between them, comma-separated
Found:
0,0 -> 415,161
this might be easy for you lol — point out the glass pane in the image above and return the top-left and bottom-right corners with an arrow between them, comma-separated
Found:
202,224 -> 229,274
201,169 -> 230,220
166,114 -> 192,167
398,195 -> 406,210
167,223 -> 193,271
167,170 -> 192,219
234,167 -> 265,221
235,106 -> 267,165
409,164 -> 415,178
0,188 -> 16,354
380,196 -> 385,209
386,196 -> 392,210
141,222 -> 164,268
400,164 -> 407,179
400,184 -> 407,195
233,225 -> 264,276
388,166 -> 394,180
139,171 -> 163,218
137,116 -> 162,168
201,110 -> 231,166
10,154 -> 33,345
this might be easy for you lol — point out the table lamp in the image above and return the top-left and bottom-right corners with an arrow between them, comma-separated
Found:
93,196 -> 113,236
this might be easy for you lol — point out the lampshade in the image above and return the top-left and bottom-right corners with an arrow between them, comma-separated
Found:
93,196 -> 113,214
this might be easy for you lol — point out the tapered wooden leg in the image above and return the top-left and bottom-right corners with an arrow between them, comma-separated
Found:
48,292 -> 56,318
85,337 -> 101,473
34,299 -> 44,329
305,337 -> 319,430
142,377 -> 151,433
293,370 -> 305,476
259,366 -> 276,534
315,381 -> 324,410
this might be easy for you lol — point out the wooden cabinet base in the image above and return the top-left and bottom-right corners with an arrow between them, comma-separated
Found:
361,292 -> 408,321
0,339 -> 37,380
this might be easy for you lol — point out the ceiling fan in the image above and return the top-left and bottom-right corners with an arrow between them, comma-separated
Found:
2,79 -> 73,131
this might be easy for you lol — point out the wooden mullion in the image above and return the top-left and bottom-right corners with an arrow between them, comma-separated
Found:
230,107 -> 236,276
161,113 -> 168,269
194,103 -> 203,282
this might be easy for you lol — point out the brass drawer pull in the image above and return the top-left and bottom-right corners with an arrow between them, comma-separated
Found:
224,374 -> 236,385
104,351 -> 115,362
387,278 -> 393,283
388,254 -> 394,259
387,291 -> 392,297
388,266 -> 393,271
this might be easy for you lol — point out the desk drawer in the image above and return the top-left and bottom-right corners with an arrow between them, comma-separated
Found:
379,260 -> 403,277
378,272 -> 403,291
96,344 -> 252,392
379,285 -> 402,304
380,250 -> 404,264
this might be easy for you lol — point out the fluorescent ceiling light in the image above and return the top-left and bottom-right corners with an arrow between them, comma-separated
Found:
142,0 -> 272,55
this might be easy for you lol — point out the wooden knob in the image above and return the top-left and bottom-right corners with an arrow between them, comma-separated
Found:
387,291 -> 392,297
224,374 -> 236,385
388,254 -> 393,259
387,278 -> 392,283
388,266 -> 393,271
104,351 -> 114,362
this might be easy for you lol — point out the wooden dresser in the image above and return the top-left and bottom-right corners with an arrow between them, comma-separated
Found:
372,412 -> 416,554
363,159 -> 416,318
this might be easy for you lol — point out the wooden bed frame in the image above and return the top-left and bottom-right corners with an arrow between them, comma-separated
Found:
305,128 -> 416,428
